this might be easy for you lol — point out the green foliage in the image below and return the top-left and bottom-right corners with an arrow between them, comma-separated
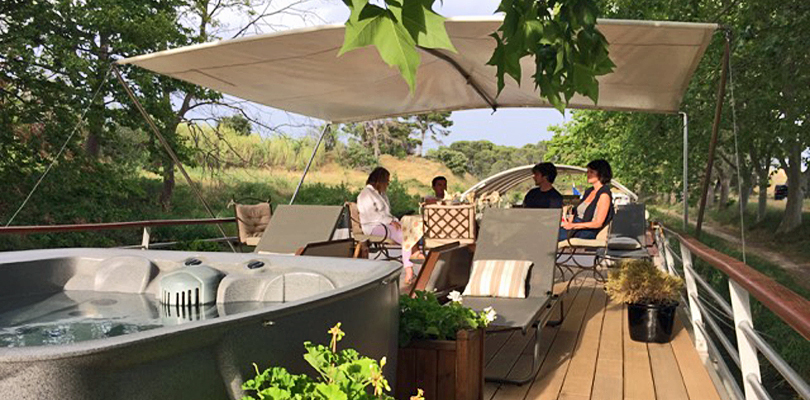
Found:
605,259 -> 684,305
399,291 -> 496,346
489,0 -> 615,111
339,0 -> 456,92
427,148 -> 468,175
339,141 -> 378,171
242,323 -> 402,400
294,183 -> 357,206
436,140 -> 547,178
219,115 -> 252,136
386,177 -> 421,217
339,0 -> 612,109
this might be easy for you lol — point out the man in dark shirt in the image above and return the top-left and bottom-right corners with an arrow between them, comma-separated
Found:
523,162 -> 563,208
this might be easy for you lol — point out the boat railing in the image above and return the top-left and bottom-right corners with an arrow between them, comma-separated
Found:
0,218 -> 239,250
655,224 -> 810,400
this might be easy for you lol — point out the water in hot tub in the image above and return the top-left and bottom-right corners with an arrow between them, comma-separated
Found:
0,291 -> 277,347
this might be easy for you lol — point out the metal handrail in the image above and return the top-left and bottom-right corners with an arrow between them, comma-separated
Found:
658,224 -> 810,400
740,322 -> 810,399
685,264 -> 735,316
694,294 -> 741,367
662,226 -> 810,341
0,217 -> 237,235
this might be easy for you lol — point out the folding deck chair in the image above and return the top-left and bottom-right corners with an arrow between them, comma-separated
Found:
254,205 -> 344,254
462,208 -> 563,384
345,202 -> 400,260
557,219 -> 612,291
605,203 -> 650,260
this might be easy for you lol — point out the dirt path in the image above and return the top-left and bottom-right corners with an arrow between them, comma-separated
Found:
657,208 -> 810,291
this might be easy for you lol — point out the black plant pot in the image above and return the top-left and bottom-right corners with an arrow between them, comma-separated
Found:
627,302 -> 678,343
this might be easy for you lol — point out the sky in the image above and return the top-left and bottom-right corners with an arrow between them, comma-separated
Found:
212,0 -> 571,149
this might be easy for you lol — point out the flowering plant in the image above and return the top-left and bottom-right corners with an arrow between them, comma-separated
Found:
399,291 -> 496,346
243,323 -> 423,400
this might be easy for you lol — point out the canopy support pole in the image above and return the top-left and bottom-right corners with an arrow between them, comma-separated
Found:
680,112 -> 689,230
695,36 -> 730,238
421,48 -> 498,112
290,123 -> 331,205
112,64 -> 237,253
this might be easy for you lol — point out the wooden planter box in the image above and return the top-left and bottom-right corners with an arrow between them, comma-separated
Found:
395,329 -> 484,400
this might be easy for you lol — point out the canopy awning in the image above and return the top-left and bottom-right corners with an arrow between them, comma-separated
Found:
119,17 -> 717,122
462,164 -> 639,201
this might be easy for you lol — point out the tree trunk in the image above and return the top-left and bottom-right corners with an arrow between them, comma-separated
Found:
417,129 -> 426,157
757,179 -> 768,223
369,122 -> 380,159
717,165 -> 730,210
777,140 -> 804,233
84,34 -> 110,158
706,176 -> 715,208
159,157 -> 175,211
740,177 -> 752,215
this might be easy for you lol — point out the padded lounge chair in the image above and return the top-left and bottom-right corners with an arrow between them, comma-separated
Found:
233,201 -> 272,247
604,203 -> 650,259
345,202 -> 400,260
462,208 -> 563,385
254,205 -> 343,254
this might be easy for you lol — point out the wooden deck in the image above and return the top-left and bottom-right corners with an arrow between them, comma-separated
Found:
482,278 -> 723,400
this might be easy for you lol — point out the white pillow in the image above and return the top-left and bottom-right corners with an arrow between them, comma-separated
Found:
463,259 -> 533,298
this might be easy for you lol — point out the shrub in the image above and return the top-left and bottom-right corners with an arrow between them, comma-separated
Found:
340,141 -> 377,171
242,323 -> 422,400
605,259 -> 684,305
427,148 -> 468,176
399,291 -> 496,346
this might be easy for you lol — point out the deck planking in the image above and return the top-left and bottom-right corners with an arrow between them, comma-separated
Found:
480,278 -> 723,400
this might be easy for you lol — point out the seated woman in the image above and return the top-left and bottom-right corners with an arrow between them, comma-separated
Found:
357,167 -> 415,283
559,159 -> 614,241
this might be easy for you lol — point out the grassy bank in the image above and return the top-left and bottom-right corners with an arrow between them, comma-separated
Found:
651,209 -> 810,397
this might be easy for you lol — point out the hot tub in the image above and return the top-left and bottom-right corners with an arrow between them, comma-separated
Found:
0,248 -> 401,400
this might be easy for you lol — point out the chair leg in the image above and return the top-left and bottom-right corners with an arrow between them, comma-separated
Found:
485,327 -> 543,385
547,294 -> 564,327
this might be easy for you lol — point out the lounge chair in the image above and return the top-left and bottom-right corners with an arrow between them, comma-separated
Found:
408,242 -> 473,299
462,208 -> 563,384
605,203 -> 650,259
345,201 -> 399,260
295,238 -> 356,258
233,200 -> 272,247
254,204 -> 343,254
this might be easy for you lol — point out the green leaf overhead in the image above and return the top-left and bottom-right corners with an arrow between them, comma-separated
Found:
340,0 -> 454,93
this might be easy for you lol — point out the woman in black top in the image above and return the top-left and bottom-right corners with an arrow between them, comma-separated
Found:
558,159 -> 614,241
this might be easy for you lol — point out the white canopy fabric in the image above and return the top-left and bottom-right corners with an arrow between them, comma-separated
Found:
462,164 -> 639,201
119,17 -> 717,122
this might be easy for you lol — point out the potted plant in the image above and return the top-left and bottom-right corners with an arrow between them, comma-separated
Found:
605,259 -> 684,343
396,291 -> 495,400
242,322 -> 425,400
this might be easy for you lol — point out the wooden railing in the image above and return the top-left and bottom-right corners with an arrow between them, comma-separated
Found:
0,217 -> 238,249
656,225 -> 810,400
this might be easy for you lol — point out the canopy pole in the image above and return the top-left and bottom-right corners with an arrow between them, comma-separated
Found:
290,123 -> 331,205
695,36 -> 730,239
680,112 -> 689,230
421,48 -> 498,112
112,64 -> 237,253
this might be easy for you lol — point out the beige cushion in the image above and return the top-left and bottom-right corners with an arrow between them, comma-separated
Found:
558,238 -> 608,249
235,203 -> 271,245
463,259 -> 533,298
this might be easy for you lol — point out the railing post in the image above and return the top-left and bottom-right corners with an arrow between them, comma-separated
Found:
729,280 -> 762,399
141,227 -> 151,249
660,231 -> 677,276
680,246 -> 708,354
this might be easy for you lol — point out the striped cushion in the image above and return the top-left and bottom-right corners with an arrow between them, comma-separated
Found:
463,260 -> 533,298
